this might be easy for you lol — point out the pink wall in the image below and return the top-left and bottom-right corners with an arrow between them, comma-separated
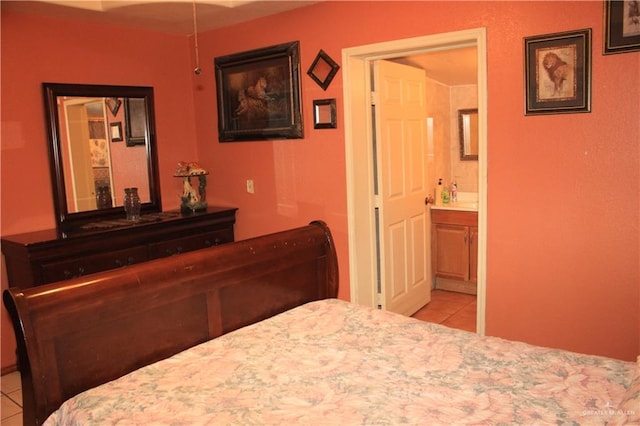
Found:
0,10 -> 199,369
1,0 -> 638,370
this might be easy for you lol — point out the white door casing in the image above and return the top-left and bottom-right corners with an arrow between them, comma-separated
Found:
342,28 -> 488,335
374,60 -> 431,316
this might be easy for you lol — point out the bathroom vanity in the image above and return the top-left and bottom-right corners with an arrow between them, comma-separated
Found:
431,197 -> 478,295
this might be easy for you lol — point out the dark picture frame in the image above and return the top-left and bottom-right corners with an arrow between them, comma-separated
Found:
524,29 -> 592,115
109,122 -> 123,142
214,41 -> 303,142
124,97 -> 148,146
105,97 -> 121,116
604,0 -> 640,54
307,50 -> 340,90
313,99 -> 337,129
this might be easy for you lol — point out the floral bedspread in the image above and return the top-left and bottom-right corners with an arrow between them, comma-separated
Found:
45,299 -> 638,425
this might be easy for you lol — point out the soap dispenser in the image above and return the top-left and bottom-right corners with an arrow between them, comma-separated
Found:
435,179 -> 443,206
451,182 -> 458,202
442,184 -> 450,204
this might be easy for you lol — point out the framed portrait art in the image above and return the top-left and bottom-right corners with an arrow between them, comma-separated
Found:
524,29 -> 592,116
604,0 -> 640,54
214,41 -> 303,142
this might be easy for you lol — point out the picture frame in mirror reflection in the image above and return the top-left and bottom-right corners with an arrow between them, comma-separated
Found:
124,98 -> 148,146
105,97 -> 121,116
524,28 -> 591,115
110,122 -> 123,142
313,99 -> 337,129
214,41 -> 303,142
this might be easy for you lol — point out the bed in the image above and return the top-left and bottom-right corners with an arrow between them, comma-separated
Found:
4,221 -> 639,425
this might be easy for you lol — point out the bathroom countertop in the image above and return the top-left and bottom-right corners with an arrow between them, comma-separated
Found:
430,191 -> 478,212
431,202 -> 478,212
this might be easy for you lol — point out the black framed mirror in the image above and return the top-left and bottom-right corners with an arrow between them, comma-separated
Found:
43,83 -> 162,233
313,99 -> 337,129
307,50 -> 340,90
457,108 -> 479,161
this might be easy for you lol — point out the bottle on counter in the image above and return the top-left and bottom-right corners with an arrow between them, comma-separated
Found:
442,185 -> 450,204
435,178 -> 443,206
451,182 -> 458,202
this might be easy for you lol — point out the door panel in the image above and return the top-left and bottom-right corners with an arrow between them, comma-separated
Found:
375,60 -> 431,316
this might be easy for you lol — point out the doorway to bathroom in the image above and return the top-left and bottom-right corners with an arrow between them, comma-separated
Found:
342,28 -> 488,334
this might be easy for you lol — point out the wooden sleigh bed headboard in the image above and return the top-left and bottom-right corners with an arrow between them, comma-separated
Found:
3,221 -> 338,426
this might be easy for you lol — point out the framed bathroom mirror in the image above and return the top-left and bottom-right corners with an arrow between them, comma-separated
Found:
458,108 -> 479,161
43,83 -> 162,233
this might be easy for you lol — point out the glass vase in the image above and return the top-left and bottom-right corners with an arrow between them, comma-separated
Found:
124,187 -> 141,221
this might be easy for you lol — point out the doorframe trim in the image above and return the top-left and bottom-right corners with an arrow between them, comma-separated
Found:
342,28 -> 488,335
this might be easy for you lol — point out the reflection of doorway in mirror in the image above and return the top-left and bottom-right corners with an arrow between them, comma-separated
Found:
63,98 -> 115,212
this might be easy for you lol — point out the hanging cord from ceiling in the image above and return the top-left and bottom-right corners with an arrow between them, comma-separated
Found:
192,0 -> 201,75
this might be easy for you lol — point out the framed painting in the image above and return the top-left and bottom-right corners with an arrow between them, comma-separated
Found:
214,41 -> 303,142
604,0 -> 640,54
524,29 -> 592,115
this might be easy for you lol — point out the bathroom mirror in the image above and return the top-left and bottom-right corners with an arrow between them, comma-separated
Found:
43,83 -> 162,233
458,108 -> 479,161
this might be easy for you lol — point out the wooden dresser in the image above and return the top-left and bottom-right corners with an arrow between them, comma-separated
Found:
1,206 -> 237,288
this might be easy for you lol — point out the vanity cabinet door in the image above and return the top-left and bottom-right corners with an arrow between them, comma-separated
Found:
433,223 -> 470,281
469,226 -> 478,283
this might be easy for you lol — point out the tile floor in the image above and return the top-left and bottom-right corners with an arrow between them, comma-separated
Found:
0,290 -> 474,425
1,371 -> 21,426
412,289 -> 477,332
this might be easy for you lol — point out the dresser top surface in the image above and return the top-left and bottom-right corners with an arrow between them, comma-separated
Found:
1,206 -> 237,247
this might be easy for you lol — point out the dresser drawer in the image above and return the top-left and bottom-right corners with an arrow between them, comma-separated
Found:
148,229 -> 234,258
40,246 -> 149,282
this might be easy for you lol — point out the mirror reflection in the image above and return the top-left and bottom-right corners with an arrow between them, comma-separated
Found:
44,83 -> 161,233
59,96 -> 150,212
458,108 -> 478,160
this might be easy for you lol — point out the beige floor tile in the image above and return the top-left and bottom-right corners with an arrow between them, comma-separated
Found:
1,395 -> 21,420
0,373 -> 20,395
1,413 -> 22,426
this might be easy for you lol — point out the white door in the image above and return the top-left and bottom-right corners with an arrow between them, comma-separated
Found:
374,60 -> 431,316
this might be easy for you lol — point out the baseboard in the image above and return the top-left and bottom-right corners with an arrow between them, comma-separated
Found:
1,364 -> 18,376
435,277 -> 477,295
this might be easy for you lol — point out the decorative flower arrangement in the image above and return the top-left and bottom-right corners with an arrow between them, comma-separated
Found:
174,161 -> 209,215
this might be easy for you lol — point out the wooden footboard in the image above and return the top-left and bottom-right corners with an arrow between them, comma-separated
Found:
3,221 -> 338,426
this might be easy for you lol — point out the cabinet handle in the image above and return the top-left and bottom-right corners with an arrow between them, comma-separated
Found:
204,239 -> 213,247
127,256 -> 135,265
166,247 -> 183,256
115,259 -> 124,267
214,238 -> 223,246
63,269 -> 73,279
77,266 -> 85,275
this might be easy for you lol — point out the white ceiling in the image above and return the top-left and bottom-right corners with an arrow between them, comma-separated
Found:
2,0 -> 321,35
393,46 -> 478,86
3,0 -> 477,86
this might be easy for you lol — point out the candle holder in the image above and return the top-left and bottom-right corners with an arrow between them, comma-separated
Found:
174,161 -> 209,215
